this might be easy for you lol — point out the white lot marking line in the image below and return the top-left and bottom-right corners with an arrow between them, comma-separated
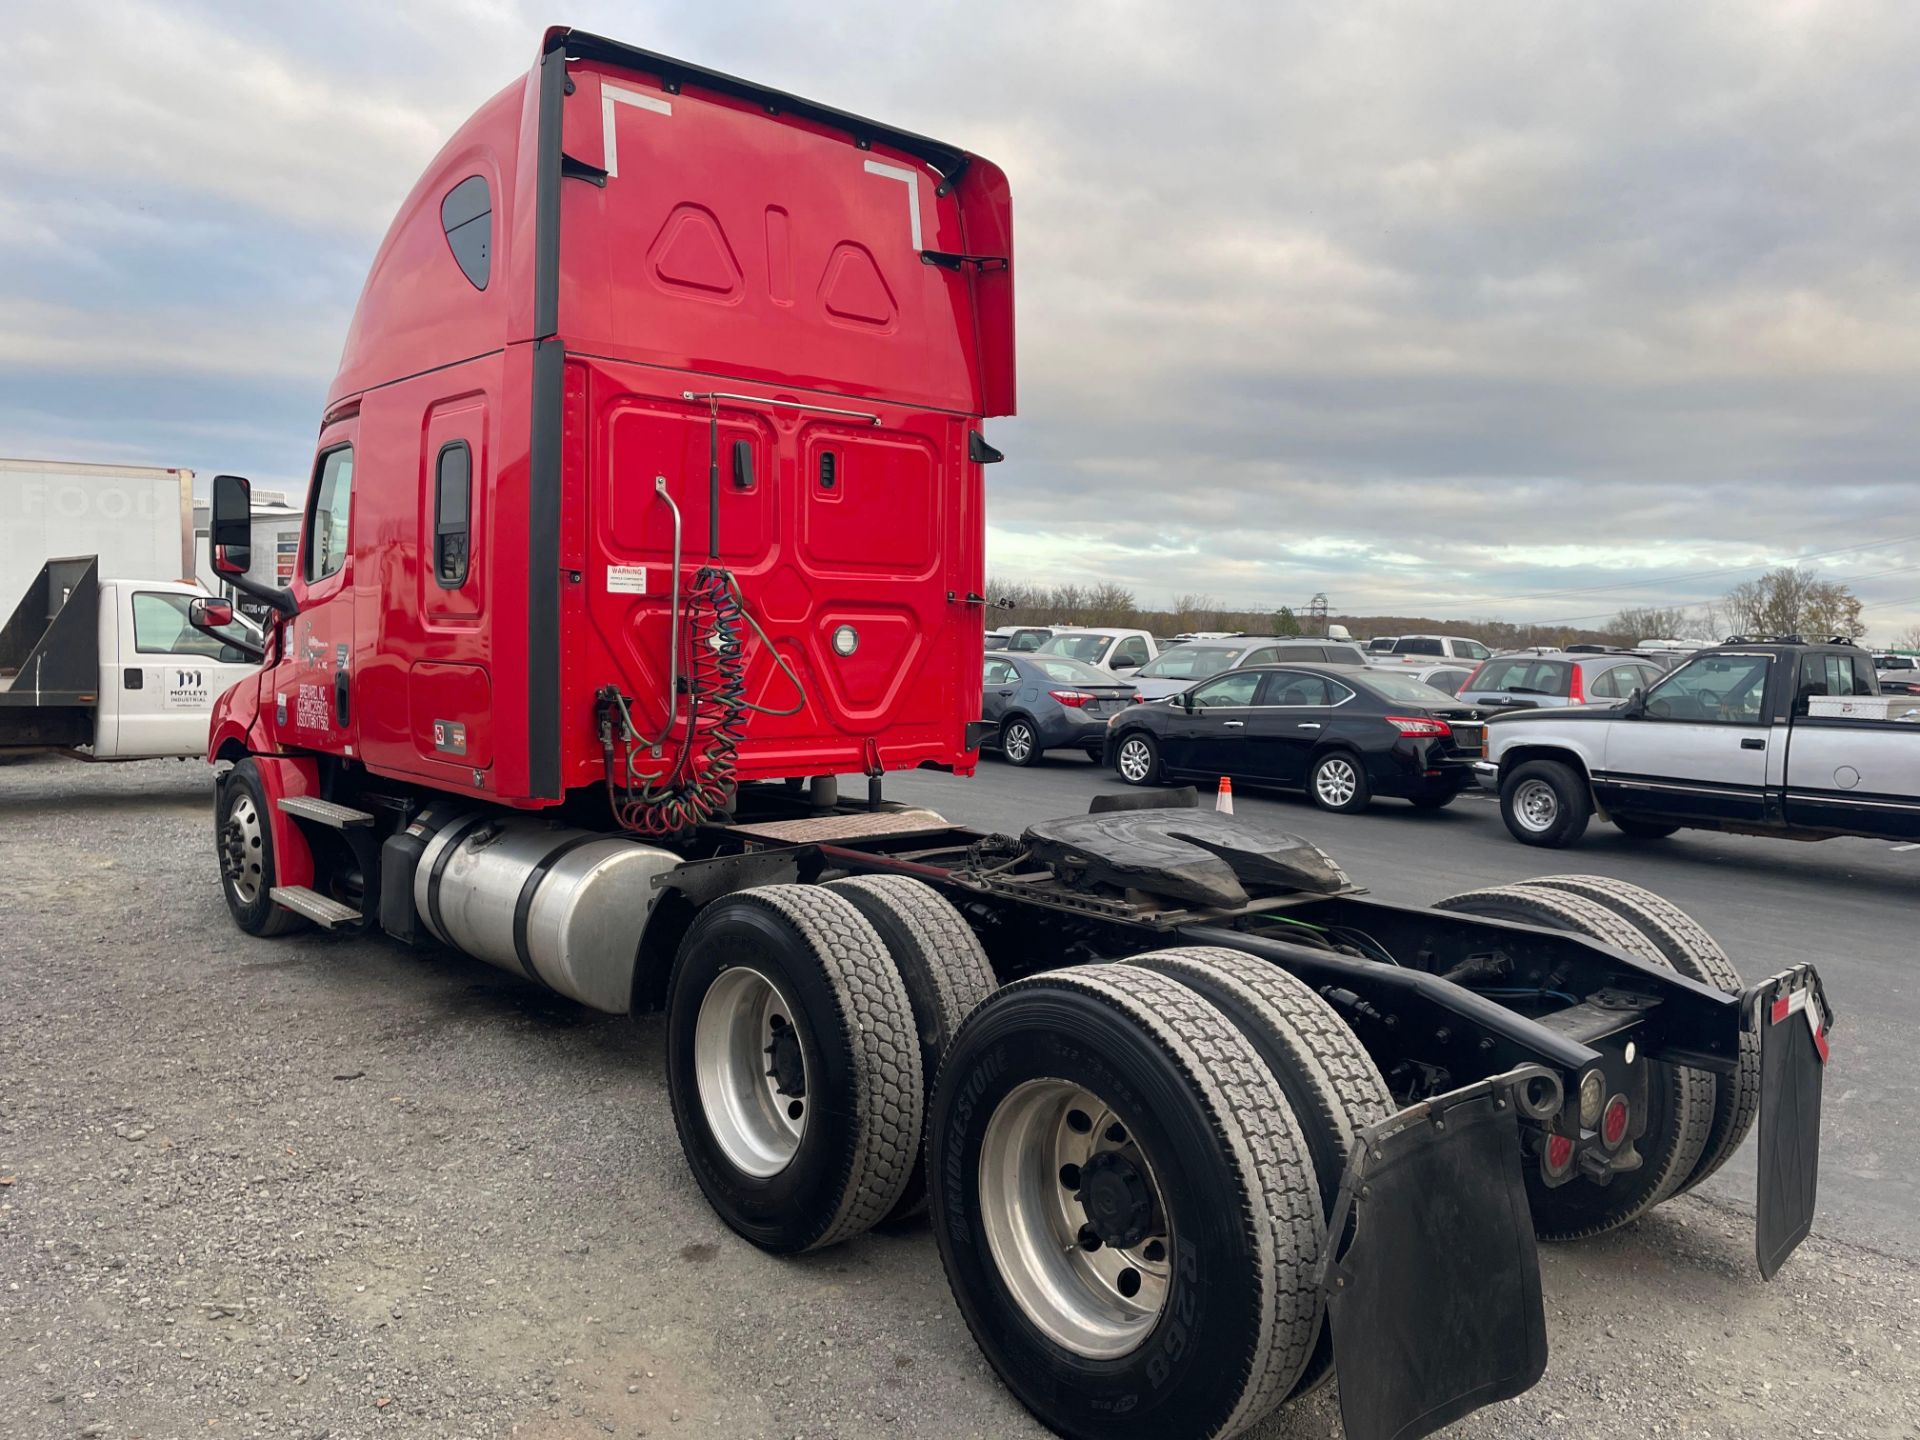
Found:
602,83 -> 672,179
1892,842 -> 1918,852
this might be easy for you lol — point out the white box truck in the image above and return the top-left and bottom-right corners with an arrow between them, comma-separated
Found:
1,458 -> 196,602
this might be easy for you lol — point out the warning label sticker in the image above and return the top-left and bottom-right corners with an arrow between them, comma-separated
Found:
607,565 -> 648,595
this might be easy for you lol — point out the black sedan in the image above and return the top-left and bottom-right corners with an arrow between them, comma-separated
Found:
1101,663 -> 1488,812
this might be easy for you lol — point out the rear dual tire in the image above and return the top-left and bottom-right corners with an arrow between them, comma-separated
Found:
666,885 -> 923,1253
1515,875 -> 1757,1195
1435,883 -> 1721,1239
667,878 -> 996,1251
930,962 -> 1326,1440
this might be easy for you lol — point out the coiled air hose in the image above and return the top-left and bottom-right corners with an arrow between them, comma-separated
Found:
601,566 -> 804,837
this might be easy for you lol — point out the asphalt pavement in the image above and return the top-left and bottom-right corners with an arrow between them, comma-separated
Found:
872,752 -> 1920,1264
3,754 -> 1917,1439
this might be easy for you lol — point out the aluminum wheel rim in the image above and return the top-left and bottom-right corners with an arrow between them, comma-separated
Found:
694,966 -> 808,1178
222,792 -> 266,903
1513,778 -> 1559,833
1315,757 -> 1358,807
1117,737 -> 1152,782
978,1079 -> 1173,1359
1004,723 -> 1034,763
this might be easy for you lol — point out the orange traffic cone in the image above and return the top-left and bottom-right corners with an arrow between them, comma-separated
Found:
1216,776 -> 1234,814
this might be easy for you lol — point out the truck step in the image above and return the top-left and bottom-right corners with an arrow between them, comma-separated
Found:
268,885 -> 363,929
278,795 -> 376,828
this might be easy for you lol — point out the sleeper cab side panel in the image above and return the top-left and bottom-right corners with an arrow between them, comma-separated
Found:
348,349 -> 532,801
550,62 -> 983,417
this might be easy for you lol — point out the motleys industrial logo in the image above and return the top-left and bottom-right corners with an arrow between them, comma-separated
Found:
163,668 -> 211,709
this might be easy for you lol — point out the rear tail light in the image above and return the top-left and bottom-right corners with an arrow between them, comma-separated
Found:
1545,1133 -> 1575,1176
1050,690 -> 1094,708
1385,715 -> 1452,738
1601,1095 -> 1630,1149
1568,665 -> 1586,704
1131,693 -> 1145,705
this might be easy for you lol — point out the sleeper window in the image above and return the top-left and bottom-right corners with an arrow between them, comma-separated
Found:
434,441 -> 472,588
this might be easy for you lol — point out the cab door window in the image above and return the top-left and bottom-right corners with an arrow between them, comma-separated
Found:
305,446 -> 355,583
1645,653 -> 1771,723
1190,671 -> 1263,708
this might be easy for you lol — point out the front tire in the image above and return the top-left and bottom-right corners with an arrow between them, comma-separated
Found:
1113,731 -> 1161,786
1499,759 -> 1591,847
216,760 -> 304,938
930,965 -> 1323,1440
666,885 -> 923,1254
1000,717 -> 1041,767
1308,751 -> 1370,813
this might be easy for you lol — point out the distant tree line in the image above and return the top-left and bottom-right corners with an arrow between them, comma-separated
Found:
987,564 -> 1879,650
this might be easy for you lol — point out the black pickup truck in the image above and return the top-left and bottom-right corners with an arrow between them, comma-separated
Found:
1478,638 -> 1920,847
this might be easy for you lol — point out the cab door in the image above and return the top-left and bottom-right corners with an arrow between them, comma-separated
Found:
1171,669 -> 1264,776
111,589 -> 260,757
1254,669 -> 1341,785
982,656 -> 1020,730
1599,652 -> 1773,823
278,437 -> 357,753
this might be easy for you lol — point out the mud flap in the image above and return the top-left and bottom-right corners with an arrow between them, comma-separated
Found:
1752,964 -> 1832,1281
1320,1066 -> 1561,1440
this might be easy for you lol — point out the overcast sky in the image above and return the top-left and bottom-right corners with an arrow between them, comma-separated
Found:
3,0 -> 1918,638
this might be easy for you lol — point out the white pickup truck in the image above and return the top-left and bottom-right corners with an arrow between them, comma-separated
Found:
0,556 -> 261,760
1030,626 -> 1162,675
1477,638 -> 1920,847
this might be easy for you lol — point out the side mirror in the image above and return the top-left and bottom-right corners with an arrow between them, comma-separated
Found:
211,474 -> 253,576
1622,686 -> 1647,718
1181,691 -> 1196,713
188,595 -> 263,663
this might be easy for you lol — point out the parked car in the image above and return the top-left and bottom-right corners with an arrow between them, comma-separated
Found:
1380,634 -> 1494,663
1365,635 -> 1399,654
1406,662 -> 1477,695
1103,662 -> 1488,812
1478,638 -> 1920,846
1875,653 -> 1920,695
1457,650 -> 1665,711
981,651 -> 1138,765
1032,627 -> 1160,674
1128,637 -> 1368,702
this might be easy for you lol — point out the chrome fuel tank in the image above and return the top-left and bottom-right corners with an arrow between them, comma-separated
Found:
414,818 -> 679,1012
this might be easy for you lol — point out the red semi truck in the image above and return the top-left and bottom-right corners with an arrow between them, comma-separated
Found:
197,28 -> 1831,1440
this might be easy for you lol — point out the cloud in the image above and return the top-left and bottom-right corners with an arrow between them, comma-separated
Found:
0,0 -> 1916,636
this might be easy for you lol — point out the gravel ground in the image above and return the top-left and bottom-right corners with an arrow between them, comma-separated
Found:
2,757 -> 1917,1440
